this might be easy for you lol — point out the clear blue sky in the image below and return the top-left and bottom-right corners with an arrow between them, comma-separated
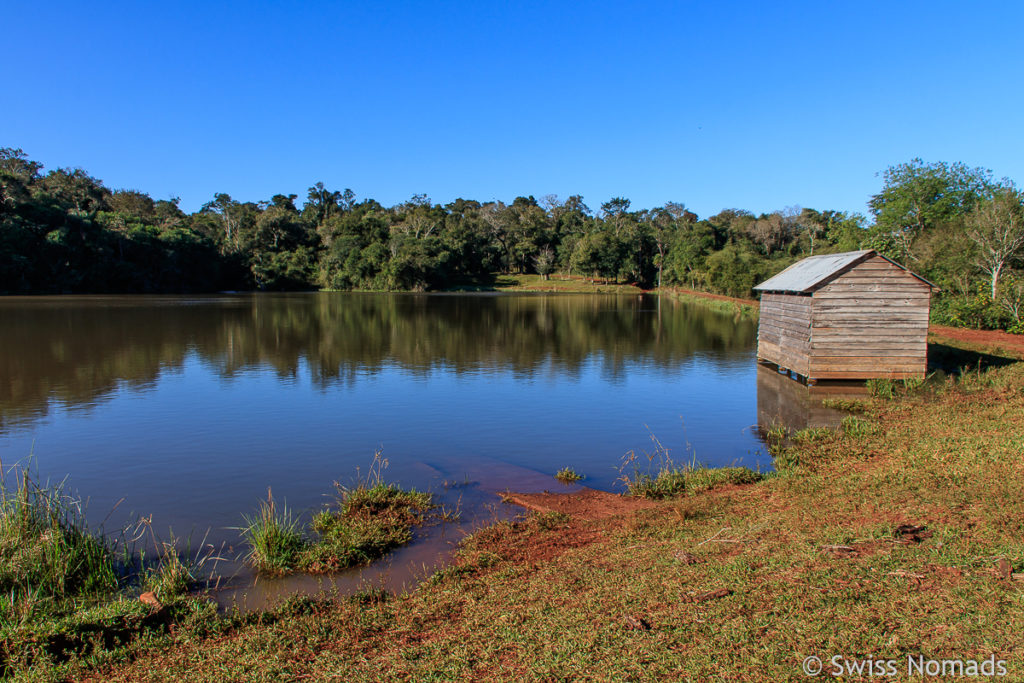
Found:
5,1 -> 1023,218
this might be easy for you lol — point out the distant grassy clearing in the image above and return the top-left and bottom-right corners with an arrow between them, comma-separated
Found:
447,273 -> 645,293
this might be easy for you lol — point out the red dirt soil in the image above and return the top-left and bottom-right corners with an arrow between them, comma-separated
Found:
929,325 -> 1024,357
500,487 -> 657,520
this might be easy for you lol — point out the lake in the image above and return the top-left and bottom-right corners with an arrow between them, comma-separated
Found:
0,292 -> 829,606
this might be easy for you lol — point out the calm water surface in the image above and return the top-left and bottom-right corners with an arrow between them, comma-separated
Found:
0,293 -> 831,606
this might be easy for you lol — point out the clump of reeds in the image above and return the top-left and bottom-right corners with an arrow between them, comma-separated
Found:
141,539 -> 193,602
0,464 -> 120,626
240,488 -> 307,575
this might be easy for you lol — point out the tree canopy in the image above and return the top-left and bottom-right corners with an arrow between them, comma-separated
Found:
2,148 -> 1022,331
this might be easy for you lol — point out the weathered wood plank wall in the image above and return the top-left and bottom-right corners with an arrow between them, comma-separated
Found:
757,293 -> 812,377
808,255 -> 931,380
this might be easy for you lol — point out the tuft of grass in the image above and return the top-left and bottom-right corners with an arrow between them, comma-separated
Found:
619,429 -> 761,499
866,377 -> 897,399
770,447 -> 802,474
299,451 -> 434,573
821,397 -> 869,412
240,489 -> 307,575
790,426 -> 832,444
762,423 -> 788,450
239,452 -> 441,576
348,587 -> 390,606
840,415 -> 876,438
902,376 -> 925,392
0,467 -> 120,630
554,467 -> 584,484
142,541 -> 193,602
302,482 -> 433,572
624,465 -> 762,499
868,375 -> 931,400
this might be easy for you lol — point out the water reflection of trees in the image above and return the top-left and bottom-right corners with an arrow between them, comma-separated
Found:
0,294 -> 757,431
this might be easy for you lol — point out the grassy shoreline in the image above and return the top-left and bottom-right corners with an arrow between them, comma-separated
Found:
4,284 -> 1022,679
1,336 -> 1015,680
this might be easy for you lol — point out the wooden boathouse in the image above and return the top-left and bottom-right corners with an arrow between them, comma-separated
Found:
753,249 -> 935,381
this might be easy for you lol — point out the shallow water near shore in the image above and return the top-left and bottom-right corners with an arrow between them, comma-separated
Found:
0,292 -> 840,606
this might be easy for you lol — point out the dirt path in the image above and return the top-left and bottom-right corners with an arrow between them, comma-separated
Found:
929,324 -> 1024,357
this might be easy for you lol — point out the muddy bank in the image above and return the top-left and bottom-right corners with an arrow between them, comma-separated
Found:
500,487 -> 657,520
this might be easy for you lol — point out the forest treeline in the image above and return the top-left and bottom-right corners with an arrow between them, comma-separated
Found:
2,148 -> 1023,331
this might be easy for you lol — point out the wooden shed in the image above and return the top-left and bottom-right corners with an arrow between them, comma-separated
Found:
753,249 -> 935,381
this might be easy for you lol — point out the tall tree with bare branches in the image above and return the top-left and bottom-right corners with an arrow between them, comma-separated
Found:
966,187 -> 1024,299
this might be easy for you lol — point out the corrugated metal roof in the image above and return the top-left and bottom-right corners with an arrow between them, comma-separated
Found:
754,249 -> 937,292
753,250 -> 875,293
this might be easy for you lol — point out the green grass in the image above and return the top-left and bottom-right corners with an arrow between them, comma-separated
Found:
240,452 -> 436,575
301,481 -> 433,572
0,468 -> 226,679
789,426 -> 833,444
239,490 -> 307,575
840,414 -> 877,438
447,273 -> 645,294
820,397 -> 869,412
142,543 -> 192,602
665,291 -> 759,318
623,464 -> 762,499
0,469 -> 121,632
553,467 -> 584,484
866,377 -> 898,398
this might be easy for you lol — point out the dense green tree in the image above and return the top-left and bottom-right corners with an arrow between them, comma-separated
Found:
868,159 -> 995,263
664,221 -> 716,288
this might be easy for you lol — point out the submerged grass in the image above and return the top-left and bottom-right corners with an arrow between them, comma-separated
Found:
302,481 -> 433,572
553,467 -> 584,484
240,452 -> 435,575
